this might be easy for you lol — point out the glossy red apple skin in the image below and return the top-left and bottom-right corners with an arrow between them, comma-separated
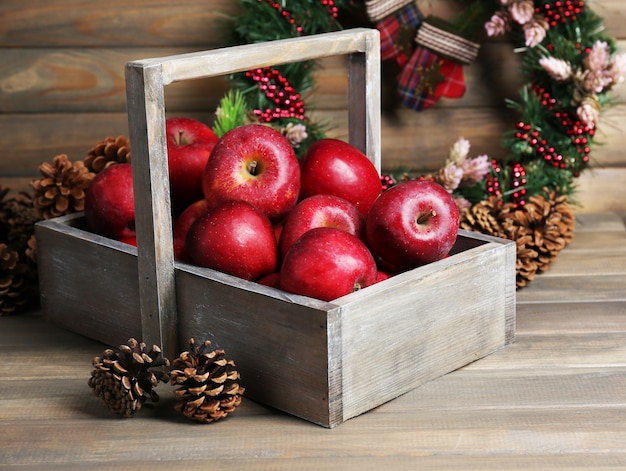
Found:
280,227 -> 377,302
202,124 -> 300,223
185,200 -> 277,281
366,180 -> 459,270
166,117 -> 218,214
257,272 -> 281,289
299,138 -> 382,217
173,199 -> 210,262
278,194 -> 365,261
84,163 -> 135,240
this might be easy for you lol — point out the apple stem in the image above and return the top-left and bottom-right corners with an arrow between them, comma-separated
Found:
176,129 -> 184,145
248,160 -> 258,176
416,210 -> 436,225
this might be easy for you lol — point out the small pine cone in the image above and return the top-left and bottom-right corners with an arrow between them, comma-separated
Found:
171,338 -> 244,424
0,243 -> 29,316
25,234 -> 37,264
84,136 -> 131,174
31,154 -> 95,220
88,338 -> 170,418
0,190 -> 40,251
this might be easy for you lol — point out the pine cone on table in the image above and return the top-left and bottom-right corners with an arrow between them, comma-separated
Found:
499,191 -> 575,288
170,338 -> 244,424
460,191 -> 575,289
88,338 -> 170,418
459,196 -> 506,239
83,136 -> 131,174
31,154 -> 95,220
0,243 -> 29,316
0,189 -> 39,252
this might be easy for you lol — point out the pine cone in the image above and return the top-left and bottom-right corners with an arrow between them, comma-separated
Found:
31,154 -> 95,220
460,192 -> 575,289
84,136 -> 131,174
0,243 -> 29,316
459,196 -> 506,238
88,338 -> 170,418
171,338 -> 244,424
499,191 -> 575,288
0,189 -> 39,252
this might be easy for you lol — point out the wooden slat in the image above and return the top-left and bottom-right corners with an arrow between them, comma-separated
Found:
0,48 -> 230,113
0,0 -> 241,47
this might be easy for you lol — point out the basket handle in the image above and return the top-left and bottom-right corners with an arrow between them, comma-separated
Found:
124,28 -> 381,358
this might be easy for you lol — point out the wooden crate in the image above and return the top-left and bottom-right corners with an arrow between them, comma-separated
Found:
36,29 -> 516,428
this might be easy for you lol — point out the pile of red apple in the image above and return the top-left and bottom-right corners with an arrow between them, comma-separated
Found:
84,118 -> 460,302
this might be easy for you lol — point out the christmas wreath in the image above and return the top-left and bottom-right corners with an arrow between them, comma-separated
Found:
2,0 -> 625,315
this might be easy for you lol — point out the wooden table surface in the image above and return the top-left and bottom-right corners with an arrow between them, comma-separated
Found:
2,212 -> 625,470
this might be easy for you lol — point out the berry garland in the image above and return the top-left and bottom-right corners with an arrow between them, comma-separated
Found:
224,0 -> 355,156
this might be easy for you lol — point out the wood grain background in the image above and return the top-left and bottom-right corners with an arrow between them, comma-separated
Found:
1,0 -> 624,211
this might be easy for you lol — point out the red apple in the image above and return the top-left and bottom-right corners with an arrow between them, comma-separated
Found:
166,117 -> 218,214
299,138 -> 382,217
257,272 -> 281,289
84,163 -> 135,240
366,180 -> 459,270
173,199 -> 210,261
280,227 -> 377,301
202,124 -> 300,223
186,200 -> 277,281
278,194 -> 365,260
119,235 -> 137,247
375,271 -> 391,283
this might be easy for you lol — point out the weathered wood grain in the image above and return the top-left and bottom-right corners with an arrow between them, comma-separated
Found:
1,0 -> 625,213
3,210 -> 626,468
0,0 -> 241,47
36,213 -> 516,427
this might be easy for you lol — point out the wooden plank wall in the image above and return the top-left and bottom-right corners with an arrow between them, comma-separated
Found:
1,0 -> 624,212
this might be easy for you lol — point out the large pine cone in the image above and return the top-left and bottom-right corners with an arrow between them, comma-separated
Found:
88,338 -> 170,417
0,243 -> 29,316
31,154 -> 95,220
83,136 -> 131,174
171,339 -> 244,424
460,192 -> 575,289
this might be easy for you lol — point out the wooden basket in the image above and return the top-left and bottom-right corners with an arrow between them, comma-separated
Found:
36,29 -> 516,428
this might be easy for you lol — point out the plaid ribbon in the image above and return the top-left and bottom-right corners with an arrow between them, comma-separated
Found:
376,2 -> 423,66
398,47 -> 466,111
365,0 -> 415,22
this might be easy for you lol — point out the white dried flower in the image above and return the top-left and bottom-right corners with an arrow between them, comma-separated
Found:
584,41 -> 611,72
523,19 -> 548,48
435,164 -> 464,192
609,52 -> 626,85
509,0 -> 535,25
485,11 -> 511,37
539,56 -> 573,81
577,96 -> 601,127
283,123 -> 308,148
461,155 -> 491,183
454,196 -> 472,212
584,69 -> 613,94
448,137 -> 471,165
